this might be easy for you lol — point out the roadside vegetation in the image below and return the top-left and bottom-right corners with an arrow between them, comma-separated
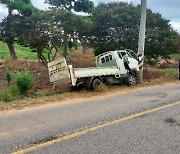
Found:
0,41 -> 37,60
0,69 -> 34,102
170,53 -> 180,60
0,0 -> 180,111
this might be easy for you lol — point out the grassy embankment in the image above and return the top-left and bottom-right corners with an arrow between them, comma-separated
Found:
0,41 -> 37,60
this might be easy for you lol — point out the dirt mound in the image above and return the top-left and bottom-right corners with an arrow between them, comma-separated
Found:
67,48 -> 96,68
158,59 -> 179,69
0,59 -> 51,91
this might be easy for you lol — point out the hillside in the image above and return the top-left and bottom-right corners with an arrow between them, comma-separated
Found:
0,41 -> 37,60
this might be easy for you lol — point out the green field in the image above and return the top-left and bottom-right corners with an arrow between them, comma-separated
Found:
0,41 -> 38,60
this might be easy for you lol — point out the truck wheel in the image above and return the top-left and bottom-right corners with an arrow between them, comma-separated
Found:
127,74 -> 137,86
91,78 -> 103,90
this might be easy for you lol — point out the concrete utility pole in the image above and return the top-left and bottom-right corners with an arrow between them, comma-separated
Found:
137,0 -> 147,83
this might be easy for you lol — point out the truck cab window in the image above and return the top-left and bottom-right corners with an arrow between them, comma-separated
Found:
105,56 -> 109,62
101,57 -> 105,63
109,55 -> 112,61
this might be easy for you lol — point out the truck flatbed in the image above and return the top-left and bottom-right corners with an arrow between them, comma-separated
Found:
74,67 -> 120,78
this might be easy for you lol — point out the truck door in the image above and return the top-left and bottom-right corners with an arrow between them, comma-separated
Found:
119,51 -> 139,71
126,52 -> 139,71
117,52 -> 127,74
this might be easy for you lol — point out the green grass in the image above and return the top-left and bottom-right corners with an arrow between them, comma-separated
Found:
0,85 -> 20,102
170,53 -> 180,60
0,41 -> 38,60
163,68 -> 178,79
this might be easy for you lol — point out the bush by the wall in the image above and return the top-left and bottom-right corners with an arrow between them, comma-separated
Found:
16,71 -> 34,94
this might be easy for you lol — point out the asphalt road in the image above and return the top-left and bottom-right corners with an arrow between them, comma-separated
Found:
0,82 -> 180,154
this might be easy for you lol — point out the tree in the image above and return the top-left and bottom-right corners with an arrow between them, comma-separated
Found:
0,0 -> 38,59
45,0 -> 94,12
91,2 -> 180,62
0,15 -> 18,59
13,9 -> 92,65
45,0 -> 94,58
73,15 -> 93,52
91,2 -> 140,55
16,11 -> 63,65
145,9 -> 180,62
51,9 -> 93,53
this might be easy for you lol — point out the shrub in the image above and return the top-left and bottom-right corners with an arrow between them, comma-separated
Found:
5,68 -> 12,85
0,85 -> 20,102
0,89 -> 13,102
9,85 -> 20,98
16,71 -> 34,94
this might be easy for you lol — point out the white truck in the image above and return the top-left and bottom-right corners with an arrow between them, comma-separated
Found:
48,50 -> 140,90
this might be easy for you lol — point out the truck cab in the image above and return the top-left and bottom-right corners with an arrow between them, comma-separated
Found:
96,50 -> 139,75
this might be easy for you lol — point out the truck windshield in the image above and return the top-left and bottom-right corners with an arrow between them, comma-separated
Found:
127,52 -> 133,58
117,52 -> 125,59
118,52 -> 132,59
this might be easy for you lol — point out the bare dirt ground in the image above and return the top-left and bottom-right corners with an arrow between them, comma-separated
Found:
0,48 -> 179,111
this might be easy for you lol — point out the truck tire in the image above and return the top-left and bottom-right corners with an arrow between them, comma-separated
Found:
91,78 -> 103,90
127,74 -> 137,86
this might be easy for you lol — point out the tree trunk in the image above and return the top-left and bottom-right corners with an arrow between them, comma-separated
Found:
82,43 -> 88,53
7,42 -> 17,60
63,32 -> 68,58
6,9 -> 17,60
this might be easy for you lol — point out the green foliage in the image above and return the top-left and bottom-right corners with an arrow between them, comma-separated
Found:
0,89 -> 13,102
5,68 -> 12,85
74,0 -> 94,13
0,0 -> 38,15
45,0 -> 94,13
15,11 -> 63,64
91,2 -> 140,56
0,0 -> 38,59
170,53 -> 180,60
45,0 -> 94,58
15,9 -> 93,63
52,10 -> 93,42
15,71 -> 34,94
0,85 -> 20,102
163,68 -> 178,79
10,85 -> 21,98
0,41 -> 37,60
91,2 -> 180,61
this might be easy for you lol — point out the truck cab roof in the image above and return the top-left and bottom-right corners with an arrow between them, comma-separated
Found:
96,50 -> 127,58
